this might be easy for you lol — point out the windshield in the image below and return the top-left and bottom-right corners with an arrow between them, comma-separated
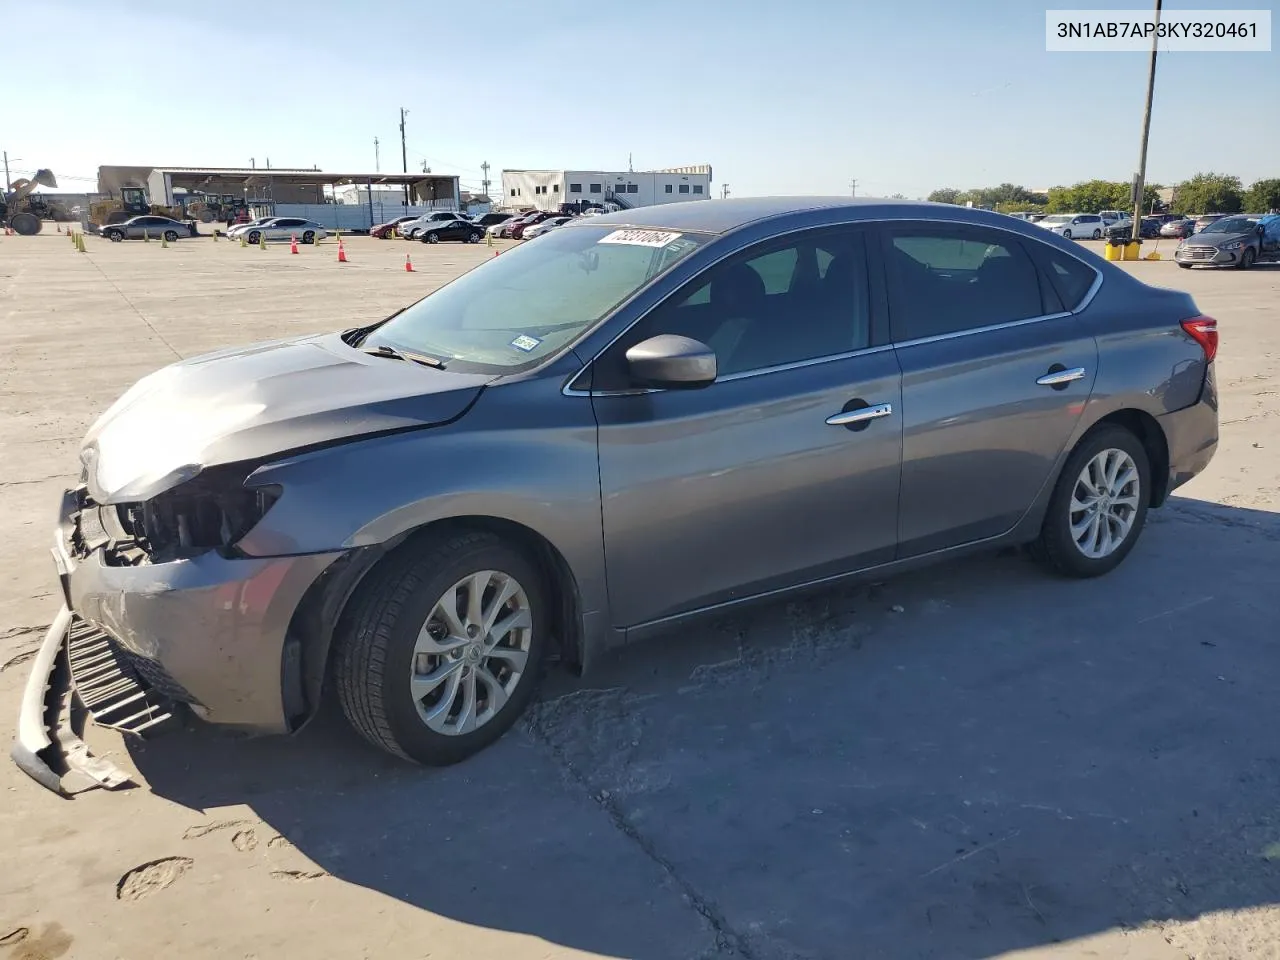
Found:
1200,217 -> 1258,235
360,224 -> 710,373
1042,215 -> 1072,224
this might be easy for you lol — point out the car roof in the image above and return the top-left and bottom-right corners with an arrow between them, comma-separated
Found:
562,197 -> 1141,237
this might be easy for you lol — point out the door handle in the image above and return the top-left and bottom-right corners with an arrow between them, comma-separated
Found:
826,402 -> 893,427
1036,366 -> 1087,387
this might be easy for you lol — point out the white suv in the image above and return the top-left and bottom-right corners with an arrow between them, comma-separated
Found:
1037,213 -> 1104,240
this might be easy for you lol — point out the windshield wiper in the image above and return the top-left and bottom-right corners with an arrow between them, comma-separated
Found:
362,344 -> 446,369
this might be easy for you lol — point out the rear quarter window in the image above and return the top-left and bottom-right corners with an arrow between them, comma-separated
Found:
1029,243 -> 1098,312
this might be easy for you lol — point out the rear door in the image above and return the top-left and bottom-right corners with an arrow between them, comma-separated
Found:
880,222 -> 1099,556
591,225 -> 903,628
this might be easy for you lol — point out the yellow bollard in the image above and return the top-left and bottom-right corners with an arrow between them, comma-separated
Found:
161,233 -> 169,248
486,231 -> 493,247
213,230 -> 219,242
77,233 -> 86,253
240,234 -> 247,248
144,231 -> 150,243
259,231 -> 266,250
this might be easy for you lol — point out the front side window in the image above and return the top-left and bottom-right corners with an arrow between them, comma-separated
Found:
360,226 -> 709,373
593,228 -> 871,388
884,225 -> 1045,341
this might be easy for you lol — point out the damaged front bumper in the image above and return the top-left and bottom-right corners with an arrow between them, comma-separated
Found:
11,487 -> 346,794
11,606 -> 176,795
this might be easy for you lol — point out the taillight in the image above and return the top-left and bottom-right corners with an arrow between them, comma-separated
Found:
1181,315 -> 1218,363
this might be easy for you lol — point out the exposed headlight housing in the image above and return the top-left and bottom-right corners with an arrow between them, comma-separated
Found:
1222,240 -> 1243,250
112,462 -> 282,563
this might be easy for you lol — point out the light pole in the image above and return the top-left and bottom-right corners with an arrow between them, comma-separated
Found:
1131,0 -> 1162,241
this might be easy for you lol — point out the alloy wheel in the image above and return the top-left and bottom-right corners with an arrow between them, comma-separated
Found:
1070,448 -> 1141,559
409,570 -> 532,736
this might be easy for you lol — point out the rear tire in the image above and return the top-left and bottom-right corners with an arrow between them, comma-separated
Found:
1091,228 -> 1102,240
163,230 -> 178,242
1032,425 -> 1151,579
333,531 -> 548,765
303,230 -> 315,244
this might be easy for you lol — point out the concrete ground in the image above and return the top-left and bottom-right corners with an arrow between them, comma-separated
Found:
1,228 -> 1277,960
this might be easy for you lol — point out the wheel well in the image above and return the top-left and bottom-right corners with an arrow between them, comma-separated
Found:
1090,409 -> 1171,506
285,516 -> 585,729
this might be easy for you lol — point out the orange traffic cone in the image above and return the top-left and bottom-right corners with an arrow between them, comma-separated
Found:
337,239 -> 347,263
405,253 -> 414,272
290,234 -> 299,254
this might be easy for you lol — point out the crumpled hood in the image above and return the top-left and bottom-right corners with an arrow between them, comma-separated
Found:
80,332 -> 491,504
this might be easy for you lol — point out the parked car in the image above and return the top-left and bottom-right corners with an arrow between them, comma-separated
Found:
1160,218 -> 1195,239
370,215 -> 421,239
401,211 -> 472,240
239,217 -> 327,245
1098,210 -> 1131,227
1104,216 -> 1162,241
15,198 -> 1221,788
474,212 -> 514,228
497,212 -> 541,238
226,216 -> 278,239
1037,213 -> 1104,240
1174,214 -> 1280,270
521,216 -> 575,239
101,216 -> 197,242
510,211 -> 561,239
418,219 -> 485,244
1193,214 -> 1227,233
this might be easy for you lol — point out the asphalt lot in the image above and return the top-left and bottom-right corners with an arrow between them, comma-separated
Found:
1,228 -> 1278,960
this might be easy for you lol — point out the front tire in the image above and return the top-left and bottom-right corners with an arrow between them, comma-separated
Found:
468,231 -> 481,243
334,531 -> 548,765
247,230 -> 261,245
1032,425 -> 1151,578
1237,247 -> 1256,270
107,229 -> 124,242
1062,229 -> 1072,240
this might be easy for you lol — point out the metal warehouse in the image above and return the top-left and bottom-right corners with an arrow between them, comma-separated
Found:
501,165 -> 713,212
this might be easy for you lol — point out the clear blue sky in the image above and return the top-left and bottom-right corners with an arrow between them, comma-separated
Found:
6,0 -> 1277,198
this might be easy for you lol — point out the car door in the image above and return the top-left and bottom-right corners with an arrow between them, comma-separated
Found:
127,217 -> 154,239
589,226 -> 903,628
880,222 -> 1098,556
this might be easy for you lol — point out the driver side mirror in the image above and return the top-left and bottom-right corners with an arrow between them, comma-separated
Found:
625,335 -> 717,390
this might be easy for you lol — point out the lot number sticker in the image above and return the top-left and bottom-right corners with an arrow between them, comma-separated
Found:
510,334 -> 542,352
598,229 -> 683,247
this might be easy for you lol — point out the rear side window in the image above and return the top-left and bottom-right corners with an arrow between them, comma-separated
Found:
883,226 -> 1044,342
1029,244 -> 1097,312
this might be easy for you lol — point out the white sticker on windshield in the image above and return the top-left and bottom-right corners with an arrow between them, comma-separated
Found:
598,229 -> 683,247
510,334 -> 541,352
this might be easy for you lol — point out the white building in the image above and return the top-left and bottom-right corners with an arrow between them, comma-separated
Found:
501,165 -> 713,213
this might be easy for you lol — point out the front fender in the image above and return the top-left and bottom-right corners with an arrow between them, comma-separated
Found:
235,377 -> 607,625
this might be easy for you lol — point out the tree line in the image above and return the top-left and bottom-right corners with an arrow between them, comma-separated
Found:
926,173 -> 1280,216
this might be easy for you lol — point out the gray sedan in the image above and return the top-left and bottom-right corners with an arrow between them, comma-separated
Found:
101,216 -> 195,242
14,198 -> 1220,790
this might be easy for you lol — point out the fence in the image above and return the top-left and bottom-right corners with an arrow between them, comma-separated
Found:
270,201 -> 462,232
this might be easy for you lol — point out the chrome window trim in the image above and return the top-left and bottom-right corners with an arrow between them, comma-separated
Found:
559,215 -> 1104,398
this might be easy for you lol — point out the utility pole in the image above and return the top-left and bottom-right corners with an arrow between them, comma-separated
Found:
1132,0 -> 1162,241
849,179 -> 858,198
2,151 -> 10,192
399,107 -> 409,207
480,161 -> 491,200
374,137 -> 380,172
721,184 -> 730,200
